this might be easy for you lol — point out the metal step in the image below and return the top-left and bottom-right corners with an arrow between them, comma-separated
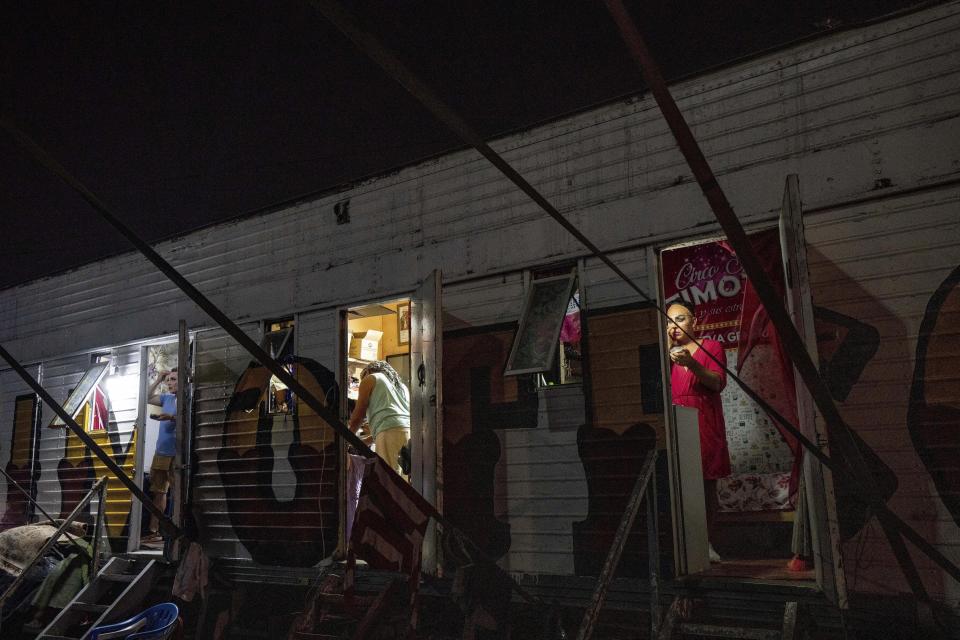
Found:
679,622 -> 781,639
660,598 -> 800,640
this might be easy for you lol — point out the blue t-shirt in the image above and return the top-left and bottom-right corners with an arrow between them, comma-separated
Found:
155,393 -> 177,457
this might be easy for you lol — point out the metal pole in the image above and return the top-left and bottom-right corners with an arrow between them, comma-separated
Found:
0,477 -> 108,609
0,344 -> 179,538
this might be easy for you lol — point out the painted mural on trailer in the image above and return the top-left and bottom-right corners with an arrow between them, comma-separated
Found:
910,265 -> 960,530
1,395 -> 40,530
215,356 -> 340,566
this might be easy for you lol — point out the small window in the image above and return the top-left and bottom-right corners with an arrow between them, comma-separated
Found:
262,318 -> 295,414
49,362 -> 110,428
504,270 -> 579,381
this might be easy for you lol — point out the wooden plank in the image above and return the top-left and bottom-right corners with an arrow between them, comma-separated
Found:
350,578 -> 402,640
780,601 -> 798,640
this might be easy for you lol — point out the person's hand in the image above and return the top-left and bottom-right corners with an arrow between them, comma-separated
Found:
153,413 -> 175,421
354,423 -> 373,446
669,347 -> 696,368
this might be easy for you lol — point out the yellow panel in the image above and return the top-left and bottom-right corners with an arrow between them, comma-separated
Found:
10,396 -> 35,467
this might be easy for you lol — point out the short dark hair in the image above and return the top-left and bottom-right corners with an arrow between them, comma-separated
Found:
666,298 -> 696,317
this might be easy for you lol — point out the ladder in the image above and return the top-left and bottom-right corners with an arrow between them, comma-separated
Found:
659,597 -> 802,640
37,556 -> 160,640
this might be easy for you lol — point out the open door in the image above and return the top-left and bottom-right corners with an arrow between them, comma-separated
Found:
168,320 -> 192,561
410,269 -> 442,574
779,175 -> 848,607
672,405 -> 711,575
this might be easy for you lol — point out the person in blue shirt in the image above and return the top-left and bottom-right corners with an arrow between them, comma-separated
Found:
142,368 -> 177,543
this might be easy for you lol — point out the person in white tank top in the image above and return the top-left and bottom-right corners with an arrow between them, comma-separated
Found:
348,360 -> 411,477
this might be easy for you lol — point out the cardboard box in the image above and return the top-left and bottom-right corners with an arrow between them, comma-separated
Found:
349,329 -> 382,361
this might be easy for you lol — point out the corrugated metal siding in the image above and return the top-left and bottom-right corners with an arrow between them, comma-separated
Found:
34,354 -> 91,522
497,428 -> 588,575
3,3 -> 957,364
803,185 -> 960,605
296,309 -> 337,369
192,320 -> 341,569
192,323 -> 261,562
0,367 -> 39,529
581,247 -> 649,310
443,273 -> 524,330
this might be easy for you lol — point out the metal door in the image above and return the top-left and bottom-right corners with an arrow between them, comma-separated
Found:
410,269 -> 442,573
779,174 -> 848,607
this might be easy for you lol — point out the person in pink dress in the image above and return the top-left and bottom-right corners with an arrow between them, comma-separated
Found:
667,300 -> 731,562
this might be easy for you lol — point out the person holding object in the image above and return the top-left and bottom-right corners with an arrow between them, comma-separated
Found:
667,300 -> 730,563
142,368 -> 177,544
348,360 -> 410,478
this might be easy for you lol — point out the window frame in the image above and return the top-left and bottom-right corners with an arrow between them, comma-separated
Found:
504,270 -> 578,377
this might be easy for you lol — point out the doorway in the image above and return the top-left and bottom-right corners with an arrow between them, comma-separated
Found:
132,342 -> 179,552
659,231 -> 806,581
343,298 -> 413,413
655,176 -> 846,602
338,270 -> 444,572
132,326 -> 191,556
340,297 -> 413,550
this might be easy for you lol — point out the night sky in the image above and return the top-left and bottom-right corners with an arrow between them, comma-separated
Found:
0,1 -> 923,290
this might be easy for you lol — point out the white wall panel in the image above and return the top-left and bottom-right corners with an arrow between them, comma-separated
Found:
497,428 -> 588,575
804,185 -> 960,605
582,247 -> 650,310
297,309 -> 337,369
443,273 -> 524,331
191,323 -> 261,562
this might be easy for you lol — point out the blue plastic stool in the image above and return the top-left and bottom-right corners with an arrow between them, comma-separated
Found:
89,602 -> 179,640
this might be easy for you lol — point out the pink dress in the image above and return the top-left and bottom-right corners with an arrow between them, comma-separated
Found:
670,339 -> 731,480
